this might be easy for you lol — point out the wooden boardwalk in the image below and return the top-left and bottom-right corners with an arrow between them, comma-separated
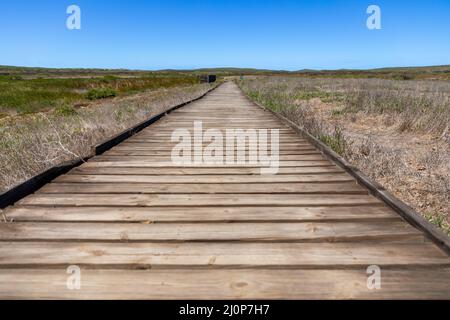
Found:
1,82 -> 449,299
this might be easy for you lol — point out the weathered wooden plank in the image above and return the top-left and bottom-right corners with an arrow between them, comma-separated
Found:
0,242 -> 447,268
154,125 -> 286,129
118,142 -> 314,148
4,205 -> 398,222
139,128 -> 295,133
1,268 -> 449,299
70,166 -> 344,175
132,133 -> 305,139
17,194 -> 382,207
37,182 -> 367,195
158,115 -> 277,118
110,148 -> 317,155
81,160 -> 334,168
0,221 -> 421,242
154,117 -> 282,121
54,174 -> 354,184
105,148 -> 318,154
94,154 -> 324,161
131,131 -> 300,136
102,151 -> 322,158
126,141 -> 309,147
147,124 -> 288,128
163,118 -> 281,120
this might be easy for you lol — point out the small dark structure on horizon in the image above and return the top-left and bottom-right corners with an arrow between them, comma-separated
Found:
198,74 -> 217,83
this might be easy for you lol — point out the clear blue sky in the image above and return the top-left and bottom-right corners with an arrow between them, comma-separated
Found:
1,0 -> 449,70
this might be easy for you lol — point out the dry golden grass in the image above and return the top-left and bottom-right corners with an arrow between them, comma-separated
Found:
0,83 -> 213,193
239,77 -> 450,235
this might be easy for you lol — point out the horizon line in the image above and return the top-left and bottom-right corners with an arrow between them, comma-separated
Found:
1,64 -> 450,73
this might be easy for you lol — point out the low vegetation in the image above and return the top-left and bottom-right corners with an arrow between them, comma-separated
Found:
0,73 -> 200,116
239,76 -> 450,235
0,82 -> 214,193
86,88 -> 117,100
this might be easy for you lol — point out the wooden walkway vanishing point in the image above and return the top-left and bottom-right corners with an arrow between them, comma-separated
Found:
1,82 -> 449,299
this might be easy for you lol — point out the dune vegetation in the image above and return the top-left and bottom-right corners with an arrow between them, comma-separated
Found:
0,73 -> 214,192
239,76 -> 450,234
0,73 -> 200,117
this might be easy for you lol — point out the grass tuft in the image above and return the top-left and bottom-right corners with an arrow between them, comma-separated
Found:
54,105 -> 78,116
425,213 -> 450,236
318,128 -> 347,155
86,88 -> 117,100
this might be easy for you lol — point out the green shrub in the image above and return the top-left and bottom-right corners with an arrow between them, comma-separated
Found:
114,109 -> 124,122
86,88 -> 117,100
331,109 -> 345,117
425,213 -> 450,236
54,105 -> 77,116
319,128 -> 347,155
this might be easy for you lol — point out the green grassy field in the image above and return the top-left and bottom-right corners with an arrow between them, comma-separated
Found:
0,71 -> 200,116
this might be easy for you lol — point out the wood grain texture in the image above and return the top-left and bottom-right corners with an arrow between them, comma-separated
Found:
4,205 -> 398,222
0,221 -> 422,242
0,242 -> 447,268
80,160 -> 334,168
37,182 -> 367,195
1,81 -> 448,299
17,193 -> 382,207
53,174 -> 355,184
69,166 -> 345,175
1,268 -> 449,299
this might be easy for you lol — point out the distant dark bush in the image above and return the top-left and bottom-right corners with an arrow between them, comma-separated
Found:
3,75 -> 23,81
393,74 -> 414,80
86,88 -> 117,100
